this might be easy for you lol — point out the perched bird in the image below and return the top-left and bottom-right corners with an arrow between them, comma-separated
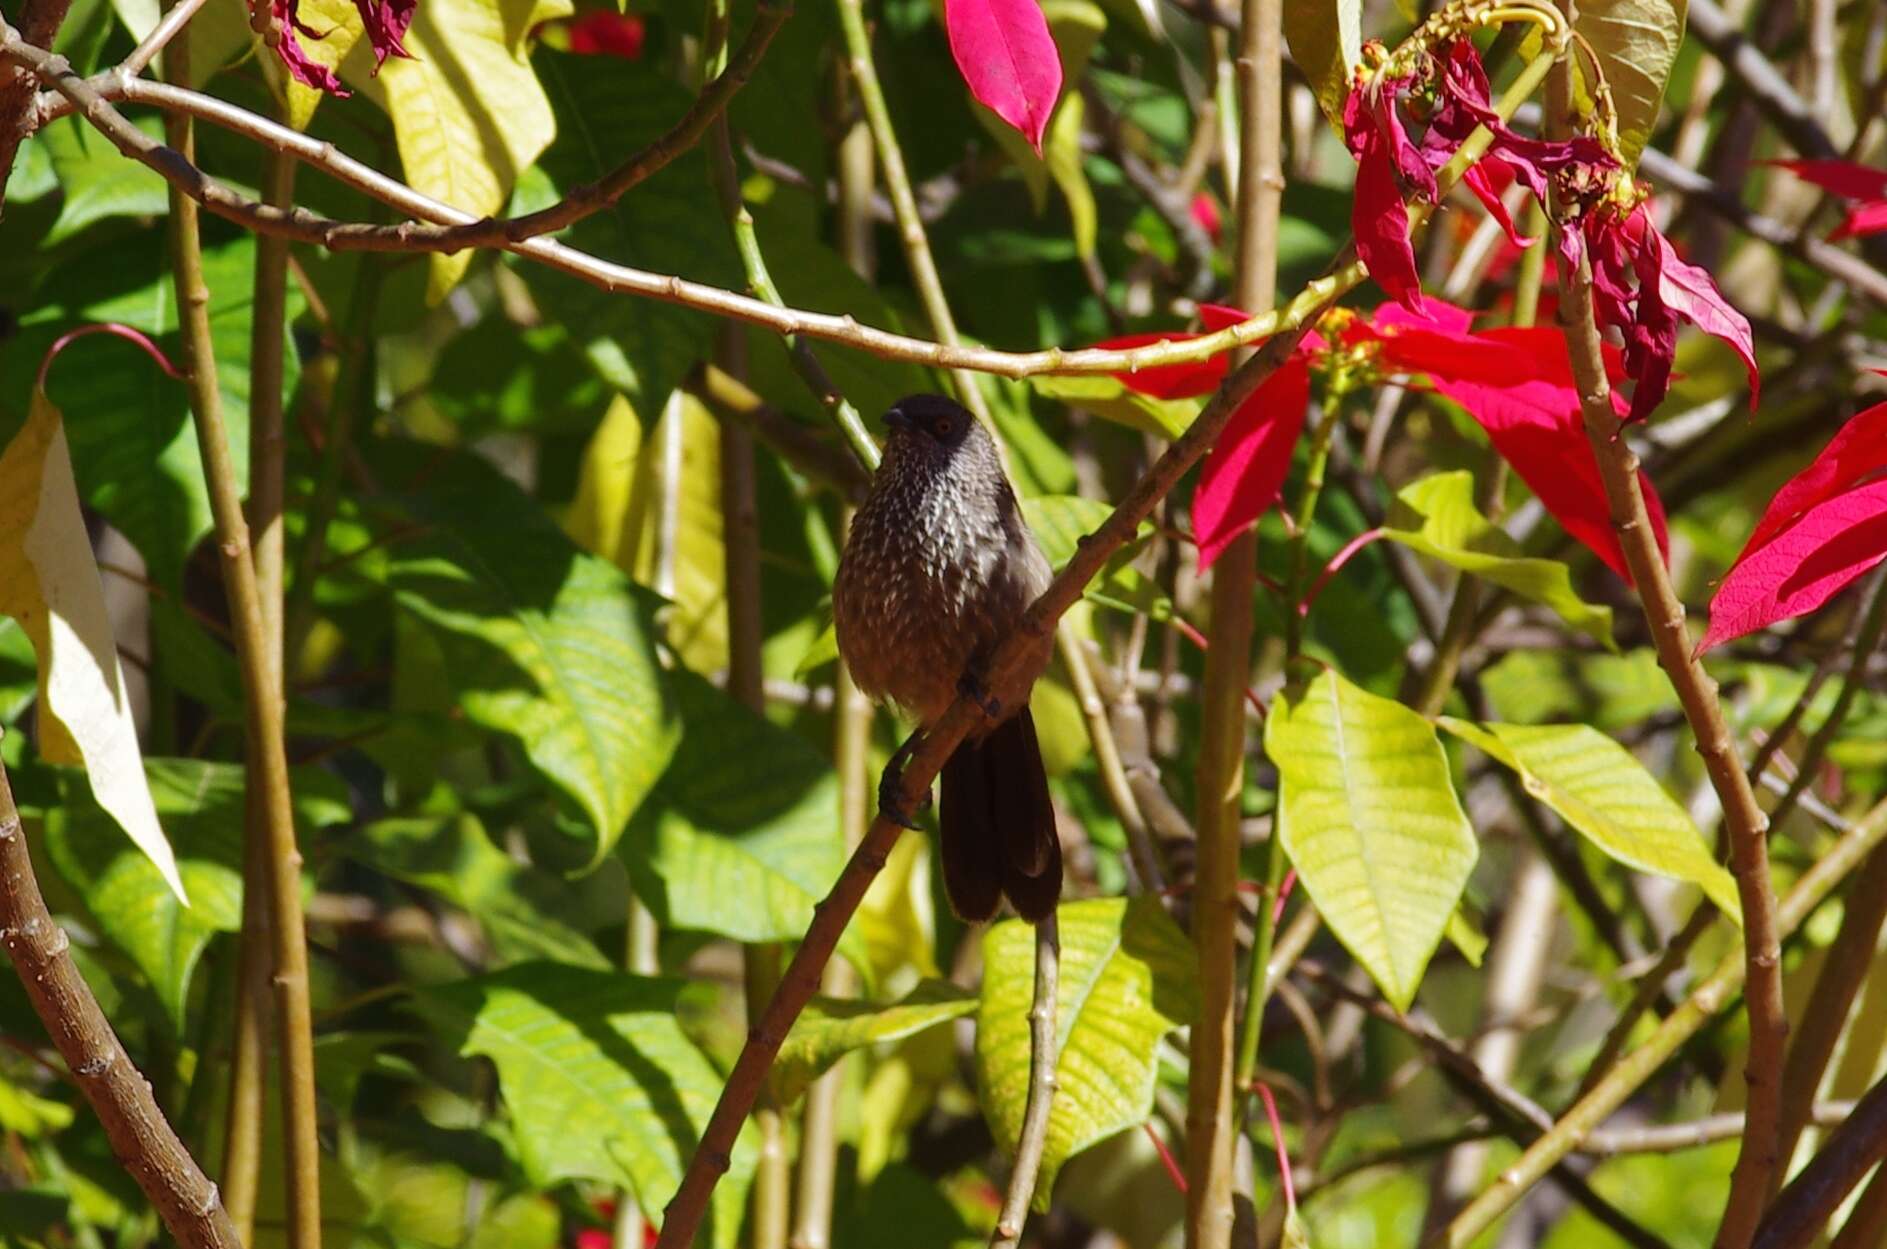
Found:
833,394 -> 1061,922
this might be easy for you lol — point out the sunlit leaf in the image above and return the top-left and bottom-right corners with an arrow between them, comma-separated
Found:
773,980 -> 977,1105
1383,471 -> 1614,646
945,0 -> 1064,151
1029,374 -> 1199,438
1575,0 -> 1686,166
976,897 -> 1197,1207
565,393 -> 728,675
355,0 -> 574,299
1194,354 -> 1312,571
1439,718 -> 1741,921
0,384 -> 182,900
423,964 -> 756,1249
1266,669 -> 1477,1010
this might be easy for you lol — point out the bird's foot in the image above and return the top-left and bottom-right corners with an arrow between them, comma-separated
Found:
876,731 -> 929,830
957,668 -> 1004,720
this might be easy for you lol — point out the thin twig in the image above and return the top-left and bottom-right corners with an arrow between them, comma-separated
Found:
1435,796 -> 1887,1248
991,915 -> 1061,1248
222,136 -> 296,1244
1767,575 -> 1887,831
649,39 -> 1555,1240
0,761 -> 242,1248
0,38 -> 1339,380
1752,1071 -> 1887,1249
119,0 -> 207,79
1191,0 -> 1282,1239
161,26 -> 320,1249
1544,31 -> 1786,1247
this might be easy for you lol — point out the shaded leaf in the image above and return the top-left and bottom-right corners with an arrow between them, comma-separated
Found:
1284,0 -> 1362,128
38,115 -> 168,245
372,440 -> 677,865
1265,669 -> 1476,1010
346,814 -> 610,969
773,980 -> 977,1104
976,897 -> 1197,1207
1021,495 -> 1170,620
42,760 -> 351,1027
422,964 -> 755,1249
1383,471 -> 1614,646
1439,718 -> 1740,920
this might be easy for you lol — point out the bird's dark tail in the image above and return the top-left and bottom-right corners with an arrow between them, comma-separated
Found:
938,707 -> 1062,923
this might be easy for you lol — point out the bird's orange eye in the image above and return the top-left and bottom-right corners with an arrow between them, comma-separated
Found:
934,417 -> 954,437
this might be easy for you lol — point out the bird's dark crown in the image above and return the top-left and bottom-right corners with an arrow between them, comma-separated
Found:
885,394 -> 975,451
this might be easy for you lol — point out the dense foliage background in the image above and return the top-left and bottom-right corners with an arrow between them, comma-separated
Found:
2,0 -> 1887,1246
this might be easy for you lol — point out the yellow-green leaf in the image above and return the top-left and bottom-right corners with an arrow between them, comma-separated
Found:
1266,669 -> 1477,1011
355,0 -> 572,299
1045,93 -> 1097,260
1030,373 -> 1198,438
108,0 -> 253,88
565,393 -> 727,675
1285,0 -> 1363,128
772,980 -> 977,1105
1383,471 -> 1614,647
0,387 -> 183,900
1438,718 -> 1742,922
976,897 -> 1198,1208
1576,0 -> 1687,167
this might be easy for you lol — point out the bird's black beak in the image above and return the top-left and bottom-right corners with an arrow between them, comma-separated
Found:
884,406 -> 913,432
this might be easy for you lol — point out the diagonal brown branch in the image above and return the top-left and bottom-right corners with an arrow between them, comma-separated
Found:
0,753 -> 242,1249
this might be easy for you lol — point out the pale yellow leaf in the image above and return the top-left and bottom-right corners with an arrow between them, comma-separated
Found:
109,0 -> 254,87
0,390 -> 184,901
354,0 -> 569,299
563,393 -> 727,674
283,0 -> 366,129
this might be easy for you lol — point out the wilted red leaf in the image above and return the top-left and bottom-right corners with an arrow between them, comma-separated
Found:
1646,229 -> 1760,408
1344,85 -> 1425,313
1194,355 -> 1313,570
1701,478 -> 1887,653
1461,159 -> 1535,248
263,0 -> 415,93
943,0 -> 1063,153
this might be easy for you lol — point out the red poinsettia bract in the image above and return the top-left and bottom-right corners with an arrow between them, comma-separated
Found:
1766,159 -> 1887,241
263,0 -> 416,95
1084,305 -> 1315,569
566,10 -> 646,58
1700,396 -> 1887,652
943,0 -> 1063,153
1348,298 -> 1670,583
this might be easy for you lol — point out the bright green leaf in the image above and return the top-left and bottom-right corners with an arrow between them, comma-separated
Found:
1285,0 -> 1363,128
773,979 -> 977,1105
1438,718 -> 1741,922
422,964 -> 756,1249
1266,669 -> 1477,1011
38,115 -> 168,245
622,670 -> 871,980
1384,471 -> 1614,647
372,440 -> 678,865
1446,908 -> 1488,968
1576,0 -> 1687,166
976,897 -> 1198,1207
1022,495 -> 1171,621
